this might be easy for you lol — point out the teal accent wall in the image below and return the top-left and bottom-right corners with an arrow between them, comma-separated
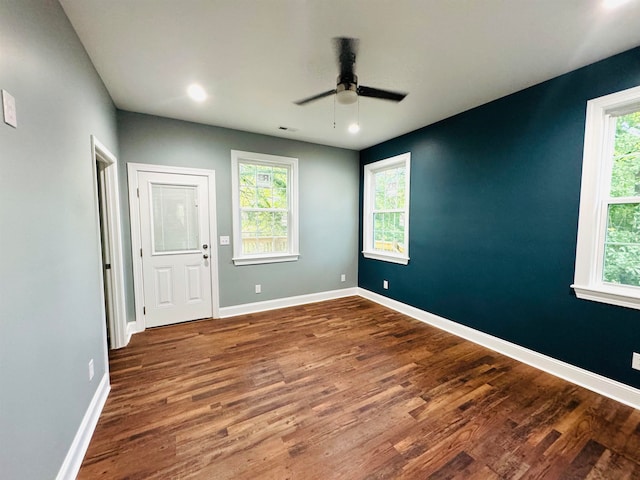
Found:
359,47 -> 640,388
117,111 -> 359,311
0,1 -> 118,478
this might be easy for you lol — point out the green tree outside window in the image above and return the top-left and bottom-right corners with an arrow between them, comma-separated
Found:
603,111 -> 640,286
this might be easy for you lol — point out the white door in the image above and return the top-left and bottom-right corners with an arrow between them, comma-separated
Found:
138,171 -> 213,327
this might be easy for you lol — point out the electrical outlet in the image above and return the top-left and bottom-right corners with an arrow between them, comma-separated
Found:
383,280 -> 389,289
255,284 -> 261,294
632,352 -> 640,371
88,359 -> 95,381
341,274 -> 346,282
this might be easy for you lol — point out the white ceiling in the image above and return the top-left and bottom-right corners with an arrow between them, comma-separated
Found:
59,0 -> 640,150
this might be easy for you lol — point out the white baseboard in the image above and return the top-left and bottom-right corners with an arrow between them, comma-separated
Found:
219,287 -> 360,318
56,372 -> 110,480
126,320 -> 138,340
358,288 -> 640,410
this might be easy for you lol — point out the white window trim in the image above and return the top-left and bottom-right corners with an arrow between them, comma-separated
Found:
362,152 -> 411,265
231,150 -> 299,266
572,84 -> 640,310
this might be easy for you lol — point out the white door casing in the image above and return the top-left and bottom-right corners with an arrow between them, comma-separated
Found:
128,164 -> 219,330
92,136 -> 129,349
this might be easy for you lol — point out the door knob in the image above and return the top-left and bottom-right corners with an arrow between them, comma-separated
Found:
203,254 -> 209,259
203,244 -> 208,249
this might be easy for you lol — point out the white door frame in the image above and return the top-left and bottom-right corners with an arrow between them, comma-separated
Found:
127,162 -> 220,332
91,135 -> 129,349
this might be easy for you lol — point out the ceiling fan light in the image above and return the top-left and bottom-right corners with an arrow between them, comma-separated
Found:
337,90 -> 358,105
336,82 -> 358,105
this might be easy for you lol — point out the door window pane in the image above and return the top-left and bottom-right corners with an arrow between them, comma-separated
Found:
151,184 -> 199,253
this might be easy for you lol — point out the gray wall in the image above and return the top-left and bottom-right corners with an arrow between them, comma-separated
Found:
0,1 -> 118,478
117,111 -> 359,312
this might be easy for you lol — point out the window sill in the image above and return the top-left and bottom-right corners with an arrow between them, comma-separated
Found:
571,283 -> 640,310
362,250 -> 409,265
233,253 -> 299,266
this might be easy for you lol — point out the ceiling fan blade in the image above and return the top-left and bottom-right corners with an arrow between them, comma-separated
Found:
357,85 -> 407,102
334,37 -> 359,82
294,89 -> 337,105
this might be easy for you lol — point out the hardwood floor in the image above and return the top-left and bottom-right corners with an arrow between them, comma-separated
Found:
79,297 -> 640,479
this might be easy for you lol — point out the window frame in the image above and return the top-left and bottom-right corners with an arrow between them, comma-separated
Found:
362,152 -> 411,265
573,84 -> 640,310
231,150 -> 299,266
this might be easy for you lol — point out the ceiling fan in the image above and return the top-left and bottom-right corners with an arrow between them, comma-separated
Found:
294,37 -> 408,106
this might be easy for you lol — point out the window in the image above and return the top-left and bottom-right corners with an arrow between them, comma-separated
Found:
231,150 -> 299,265
151,184 -> 200,253
362,152 -> 411,265
573,85 -> 640,310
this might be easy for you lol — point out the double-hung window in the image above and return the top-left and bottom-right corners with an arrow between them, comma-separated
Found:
573,85 -> 640,309
231,150 -> 299,266
362,152 -> 411,265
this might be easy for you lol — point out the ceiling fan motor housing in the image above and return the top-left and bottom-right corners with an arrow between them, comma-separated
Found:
336,74 -> 358,104
293,38 -> 407,106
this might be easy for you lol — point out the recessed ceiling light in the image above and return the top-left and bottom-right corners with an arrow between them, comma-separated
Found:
603,0 -> 631,9
187,84 -> 207,102
348,123 -> 360,134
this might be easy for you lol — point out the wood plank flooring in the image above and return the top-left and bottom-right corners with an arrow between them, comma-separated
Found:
78,297 -> 640,479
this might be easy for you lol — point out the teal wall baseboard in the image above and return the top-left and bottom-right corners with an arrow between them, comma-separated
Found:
223,286 -> 640,410
359,288 -> 640,411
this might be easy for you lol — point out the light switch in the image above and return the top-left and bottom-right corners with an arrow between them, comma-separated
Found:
219,235 -> 230,245
2,90 -> 17,128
